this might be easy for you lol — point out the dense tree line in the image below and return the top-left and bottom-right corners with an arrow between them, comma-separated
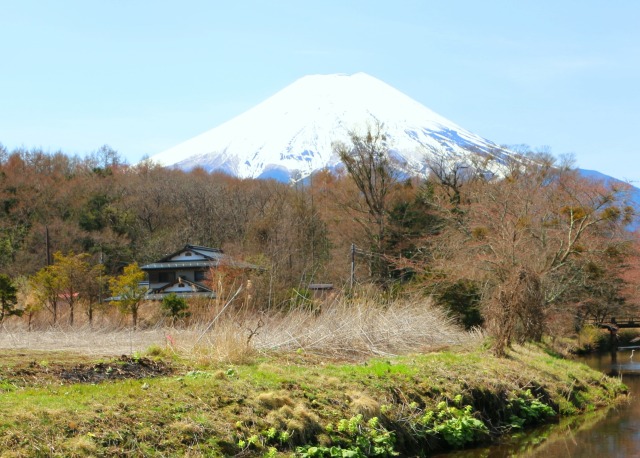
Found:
0,139 -> 638,354
0,143 -> 329,280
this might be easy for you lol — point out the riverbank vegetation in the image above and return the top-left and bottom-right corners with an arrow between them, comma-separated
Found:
0,294 -> 629,456
0,339 -> 626,456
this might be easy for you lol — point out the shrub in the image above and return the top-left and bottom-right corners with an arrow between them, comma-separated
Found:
161,293 -> 191,326
436,279 -> 483,330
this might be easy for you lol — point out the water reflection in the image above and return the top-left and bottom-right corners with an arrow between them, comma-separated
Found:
438,350 -> 638,457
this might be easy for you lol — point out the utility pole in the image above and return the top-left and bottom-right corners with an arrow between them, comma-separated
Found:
99,249 -> 103,305
45,225 -> 51,266
350,243 -> 356,289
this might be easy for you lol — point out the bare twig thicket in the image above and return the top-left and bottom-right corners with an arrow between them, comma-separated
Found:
250,296 -> 477,357
0,294 -> 481,361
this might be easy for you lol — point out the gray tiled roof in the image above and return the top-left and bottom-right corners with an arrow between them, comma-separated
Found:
144,292 -> 216,300
141,260 -> 219,270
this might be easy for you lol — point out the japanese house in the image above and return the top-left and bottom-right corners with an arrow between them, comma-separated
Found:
140,244 -> 256,300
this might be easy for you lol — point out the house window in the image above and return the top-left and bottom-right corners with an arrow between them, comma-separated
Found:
159,272 -> 175,283
185,251 -> 193,256
194,270 -> 205,282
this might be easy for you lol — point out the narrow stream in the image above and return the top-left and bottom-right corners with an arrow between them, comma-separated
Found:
436,349 -> 639,457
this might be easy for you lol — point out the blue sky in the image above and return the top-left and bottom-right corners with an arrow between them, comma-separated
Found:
1,1 -> 639,183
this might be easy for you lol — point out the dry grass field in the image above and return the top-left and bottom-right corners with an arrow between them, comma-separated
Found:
0,295 -> 479,361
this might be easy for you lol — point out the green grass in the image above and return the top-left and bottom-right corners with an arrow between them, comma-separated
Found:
0,344 -> 627,457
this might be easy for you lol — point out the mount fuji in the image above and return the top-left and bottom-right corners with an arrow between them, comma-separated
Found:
148,73 -> 514,181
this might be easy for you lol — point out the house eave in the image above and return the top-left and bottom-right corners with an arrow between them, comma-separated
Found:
145,292 -> 217,301
141,261 -> 219,270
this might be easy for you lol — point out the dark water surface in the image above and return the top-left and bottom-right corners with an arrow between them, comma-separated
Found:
436,350 -> 640,457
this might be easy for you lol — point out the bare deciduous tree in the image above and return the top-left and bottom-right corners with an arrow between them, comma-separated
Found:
428,153 -> 636,355
334,123 -> 398,283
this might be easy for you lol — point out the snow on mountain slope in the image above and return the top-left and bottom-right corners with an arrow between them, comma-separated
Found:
149,73 -> 513,181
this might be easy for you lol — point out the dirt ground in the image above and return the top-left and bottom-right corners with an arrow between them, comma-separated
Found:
0,350 -> 174,387
0,327 -> 186,387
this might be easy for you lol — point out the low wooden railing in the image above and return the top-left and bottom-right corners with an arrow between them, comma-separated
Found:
586,317 -> 640,329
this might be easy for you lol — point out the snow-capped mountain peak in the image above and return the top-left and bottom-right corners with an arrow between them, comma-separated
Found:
149,73 -> 510,181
